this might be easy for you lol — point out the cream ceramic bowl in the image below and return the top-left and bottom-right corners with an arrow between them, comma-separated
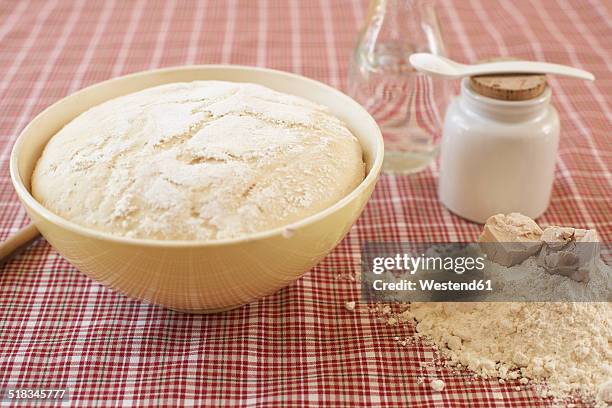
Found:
10,65 -> 383,313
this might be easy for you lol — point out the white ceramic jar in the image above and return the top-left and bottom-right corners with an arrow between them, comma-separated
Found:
439,77 -> 560,223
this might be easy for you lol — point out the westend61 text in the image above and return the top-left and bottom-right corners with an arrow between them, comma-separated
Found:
372,279 -> 493,291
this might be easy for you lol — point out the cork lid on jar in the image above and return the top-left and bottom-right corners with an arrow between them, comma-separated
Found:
470,58 -> 548,101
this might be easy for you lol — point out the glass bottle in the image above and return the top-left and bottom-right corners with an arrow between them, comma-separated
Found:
348,0 -> 450,174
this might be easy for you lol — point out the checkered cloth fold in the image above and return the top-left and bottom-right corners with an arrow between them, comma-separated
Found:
0,1 -> 609,406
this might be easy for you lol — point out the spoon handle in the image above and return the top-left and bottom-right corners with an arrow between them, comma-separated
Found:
465,61 -> 595,81
0,223 -> 40,265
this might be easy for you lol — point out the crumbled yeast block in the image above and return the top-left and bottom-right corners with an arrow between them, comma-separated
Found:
479,213 -> 601,282
537,226 -> 600,282
344,301 -> 356,311
479,213 -> 543,267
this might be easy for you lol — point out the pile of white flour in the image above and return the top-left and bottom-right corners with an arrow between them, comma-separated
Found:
364,214 -> 611,404
381,257 -> 612,404
401,302 -> 611,403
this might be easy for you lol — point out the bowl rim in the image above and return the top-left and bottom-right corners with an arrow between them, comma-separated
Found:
10,64 -> 384,248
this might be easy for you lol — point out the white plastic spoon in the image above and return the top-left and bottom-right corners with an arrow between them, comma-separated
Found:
409,53 -> 595,81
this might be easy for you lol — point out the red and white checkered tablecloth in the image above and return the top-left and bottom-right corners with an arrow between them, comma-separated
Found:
0,0 -> 610,406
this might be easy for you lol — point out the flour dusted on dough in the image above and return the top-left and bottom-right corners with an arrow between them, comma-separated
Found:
32,81 -> 365,240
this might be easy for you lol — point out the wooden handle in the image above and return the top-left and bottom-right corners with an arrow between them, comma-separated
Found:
0,223 -> 40,265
